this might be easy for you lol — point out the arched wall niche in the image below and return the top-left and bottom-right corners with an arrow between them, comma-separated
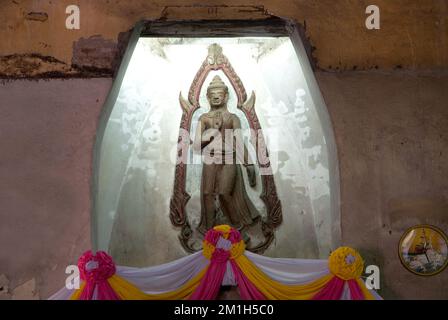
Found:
91,17 -> 341,266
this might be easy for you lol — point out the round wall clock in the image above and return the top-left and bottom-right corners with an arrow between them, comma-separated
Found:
398,225 -> 448,276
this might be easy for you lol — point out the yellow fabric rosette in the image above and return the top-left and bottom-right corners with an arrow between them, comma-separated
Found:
328,246 -> 364,280
230,240 -> 246,259
202,240 -> 216,260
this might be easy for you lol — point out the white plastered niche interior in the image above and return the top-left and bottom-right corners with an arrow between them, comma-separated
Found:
94,36 -> 340,267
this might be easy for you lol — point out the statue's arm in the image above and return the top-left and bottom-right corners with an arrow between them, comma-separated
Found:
192,116 -> 204,154
193,116 -> 214,154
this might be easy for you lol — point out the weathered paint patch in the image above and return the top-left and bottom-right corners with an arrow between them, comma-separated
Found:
72,35 -> 119,73
0,54 -> 72,78
0,53 -> 113,79
25,12 -> 49,22
0,274 -> 11,300
12,278 -> 39,300
0,28 -> 134,79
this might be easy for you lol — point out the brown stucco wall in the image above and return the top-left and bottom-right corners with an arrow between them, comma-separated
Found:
317,70 -> 448,299
0,78 -> 112,299
0,0 -> 447,78
0,0 -> 447,300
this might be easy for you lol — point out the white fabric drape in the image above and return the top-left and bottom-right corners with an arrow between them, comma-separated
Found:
245,251 -> 330,284
245,252 -> 381,300
49,250 -> 382,300
116,251 -> 208,294
49,251 -> 207,299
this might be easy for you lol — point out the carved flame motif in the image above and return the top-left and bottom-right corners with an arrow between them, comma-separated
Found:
170,43 -> 282,253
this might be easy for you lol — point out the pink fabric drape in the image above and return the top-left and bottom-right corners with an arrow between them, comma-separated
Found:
189,249 -> 229,300
230,260 -> 265,300
312,276 -> 345,300
190,228 -> 266,300
347,279 -> 365,300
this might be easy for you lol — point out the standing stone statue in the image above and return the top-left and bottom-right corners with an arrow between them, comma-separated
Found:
193,75 -> 260,236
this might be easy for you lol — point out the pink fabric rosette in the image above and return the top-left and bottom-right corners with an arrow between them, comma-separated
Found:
77,250 -> 120,300
204,229 -> 221,246
228,228 -> 242,244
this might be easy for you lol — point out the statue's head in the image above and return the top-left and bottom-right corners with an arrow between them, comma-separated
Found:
206,75 -> 228,108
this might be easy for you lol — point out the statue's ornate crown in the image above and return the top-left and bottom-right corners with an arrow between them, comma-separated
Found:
207,75 -> 228,92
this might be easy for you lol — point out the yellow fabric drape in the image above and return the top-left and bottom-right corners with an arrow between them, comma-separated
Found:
202,241 -> 216,260
229,240 -> 245,259
234,255 -> 334,300
70,265 -> 207,300
69,232 -> 375,301
69,281 -> 86,300
70,257 -> 376,300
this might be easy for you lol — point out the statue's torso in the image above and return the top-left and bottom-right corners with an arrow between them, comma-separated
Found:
201,110 -> 237,155
201,110 -> 235,132
200,110 -> 238,194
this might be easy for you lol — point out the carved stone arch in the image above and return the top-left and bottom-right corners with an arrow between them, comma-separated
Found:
170,42 -> 283,253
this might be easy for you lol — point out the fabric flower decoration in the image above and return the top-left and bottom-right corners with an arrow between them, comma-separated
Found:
328,247 -> 364,280
78,250 -> 116,283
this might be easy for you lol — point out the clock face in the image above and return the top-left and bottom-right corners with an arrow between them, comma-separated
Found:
399,225 -> 448,276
